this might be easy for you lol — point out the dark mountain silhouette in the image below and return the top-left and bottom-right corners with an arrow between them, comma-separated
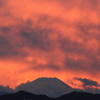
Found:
0,86 -> 13,97
1,91 -> 100,100
54,91 -> 100,100
0,92 -> 7,96
0,77 -> 100,99
0,86 -> 12,93
0,90 -> 51,100
15,77 -> 73,97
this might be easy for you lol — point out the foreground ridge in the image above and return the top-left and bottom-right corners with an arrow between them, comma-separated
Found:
0,90 -> 100,100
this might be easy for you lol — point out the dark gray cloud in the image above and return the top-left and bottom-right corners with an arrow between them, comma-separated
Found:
0,34 -> 27,58
0,36 -> 9,46
20,29 -> 53,51
0,26 -> 11,32
0,0 -> 5,7
59,38 -> 84,53
74,77 -> 100,87
0,17 -> 55,58
32,65 -> 61,71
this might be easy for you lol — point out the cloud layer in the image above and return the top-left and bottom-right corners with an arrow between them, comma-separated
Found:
0,0 -> 100,90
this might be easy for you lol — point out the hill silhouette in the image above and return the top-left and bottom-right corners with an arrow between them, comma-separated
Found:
15,77 -> 73,97
0,91 -> 100,100
0,90 -> 51,100
54,91 -> 100,100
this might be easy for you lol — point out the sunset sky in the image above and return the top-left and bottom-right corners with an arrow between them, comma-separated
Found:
0,0 -> 100,90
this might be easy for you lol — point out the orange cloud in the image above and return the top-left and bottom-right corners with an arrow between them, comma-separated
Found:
0,0 -> 100,91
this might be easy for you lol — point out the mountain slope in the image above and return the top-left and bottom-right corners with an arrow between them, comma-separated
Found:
15,77 -> 73,97
0,91 -> 7,96
0,86 -> 12,93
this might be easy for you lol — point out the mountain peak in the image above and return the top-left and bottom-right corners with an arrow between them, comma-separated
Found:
15,77 -> 73,97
